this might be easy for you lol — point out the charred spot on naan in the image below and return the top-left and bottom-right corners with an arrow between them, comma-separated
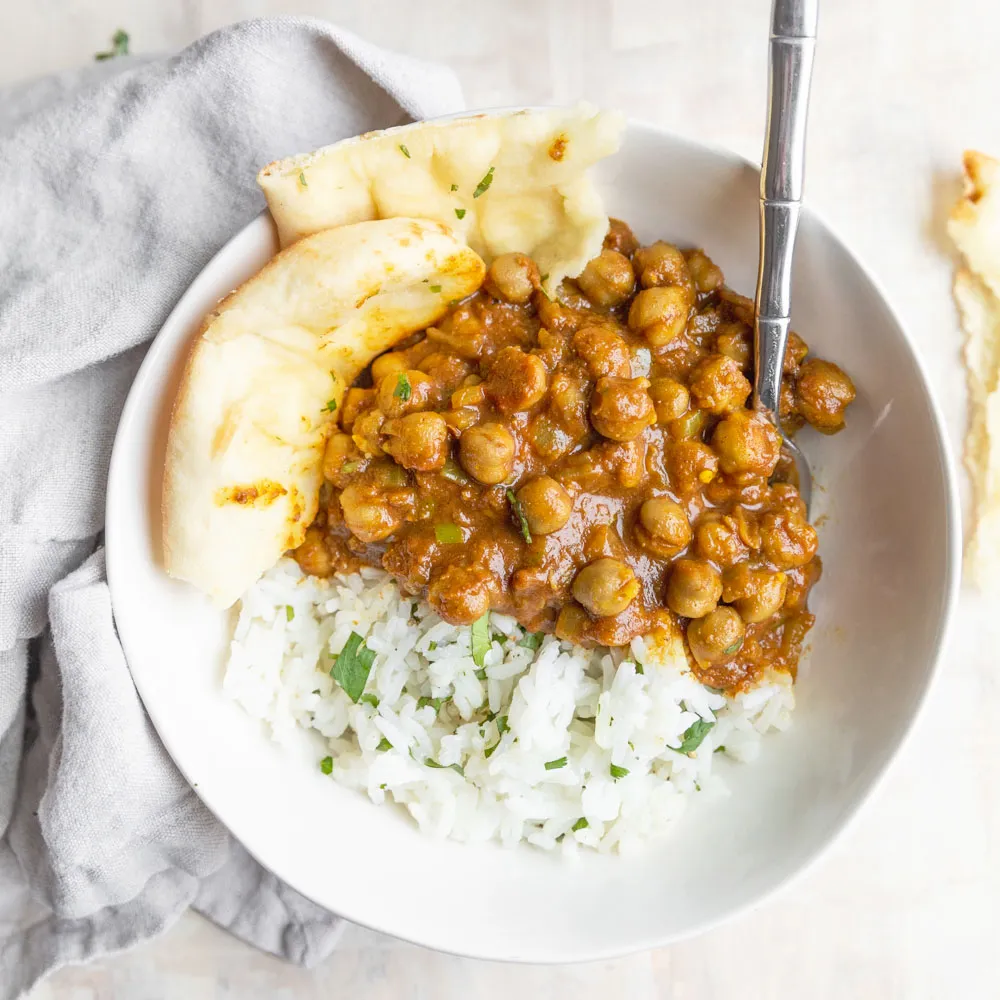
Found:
215,481 -> 288,507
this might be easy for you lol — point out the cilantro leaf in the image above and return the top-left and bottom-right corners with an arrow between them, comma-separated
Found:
399,144 -> 411,158
429,284 -> 442,293
417,696 -> 446,712
675,718 -> 715,756
609,763 -> 629,780
359,693 -> 379,708
325,398 -> 337,412
393,373 -> 412,401
320,756 -> 333,774
450,183 -> 459,192
470,612 -> 491,667
571,817 -> 589,831
285,605 -> 294,622
455,208 -> 466,220
518,630 -> 543,651
544,757 -> 568,770
376,737 -> 393,751
473,166 -> 495,198
95,28 -> 130,61
331,632 -> 376,703
425,758 -> 464,776
299,171 -> 308,188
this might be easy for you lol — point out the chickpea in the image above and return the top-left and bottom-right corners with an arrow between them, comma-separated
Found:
420,352 -> 473,393
516,476 -> 573,535
485,346 -> 548,413
628,286 -> 691,346
715,322 -> 752,370
572,326 -> 632,379
666,558 -> 723,618
687,606 -> 746,666
382,412 -> 449,472
667,440 -> 719,496
636,497 -> 692,557
649,377 -> 690,424
603,218 -> 639,257
632,241 -> 692,290
459,422 -> 516,484
572,558 -> 640,617
352,408 -> 386,457
760,509 -> 818,569
685,250 -> 724,294
376,369 -> 434,419
340,386 -> 375,433
688,354 -> 752,415
796,359 -> 856,434
590,376 -> 656,442
293,526 -> 334,577
323,432 -> 361,483
694,513 -> 747,567
428,565 -> 494,625
722,563 -> 789,623
370,350 -> 408,384
783,332 -> 809,374
484,252 -> 540,304
576,250 -> 637,308
429,304 -> 487,359
711,410 -> 782,477
339,484 -> 402,543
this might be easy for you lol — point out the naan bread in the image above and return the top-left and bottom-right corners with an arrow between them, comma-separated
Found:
949,151 -> 1000,590
163,218 -> 485,607
258,106 -> 624,295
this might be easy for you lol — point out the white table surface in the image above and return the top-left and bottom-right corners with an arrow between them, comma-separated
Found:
9,1 -> 1000,997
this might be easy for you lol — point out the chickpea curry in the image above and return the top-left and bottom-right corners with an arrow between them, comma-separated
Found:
294,218 -> 856,692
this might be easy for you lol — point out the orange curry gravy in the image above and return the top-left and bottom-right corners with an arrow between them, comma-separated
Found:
294,219 -> 856,691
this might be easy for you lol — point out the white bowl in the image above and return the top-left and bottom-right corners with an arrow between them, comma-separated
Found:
106,117 -> 961,962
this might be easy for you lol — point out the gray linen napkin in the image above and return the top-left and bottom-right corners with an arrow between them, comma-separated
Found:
0,17 -> 463,998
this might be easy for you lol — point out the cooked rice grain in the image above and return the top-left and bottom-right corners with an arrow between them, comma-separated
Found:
225,559 -> 794,853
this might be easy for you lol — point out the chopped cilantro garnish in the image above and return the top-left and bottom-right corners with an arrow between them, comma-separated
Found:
340,460 -> 359,474
470,612 -> 491,667
450,183 -> 459,192
518,631 -> 543,651
285,605 -> 294,622
325,398 -> 337,412
95,28 -> 129,61
540,273 -> 549,282
544,757 -> 568,770
609,763 -> 629,780
723,638 -> 743,655
359,692 -> 379,708
571,817 -> 589,832
331,632 -> 376,703
425,758 -> 464,776
393,372 -> 412,401
428,641 -> 438,651
417,695 -> 446,712
474,668 -> 487,681
299,171 -> 308,188
674,718 -> 716,756
714,745 -> 726,754
399,144 -> 411,158
506,489 -> 532,543
320,756 -> 333,774
455,208 -> 466,220
496,715 -> 509,736
429,284 -> 442,293
376,737 -> 393,751
473,166 -> 495,198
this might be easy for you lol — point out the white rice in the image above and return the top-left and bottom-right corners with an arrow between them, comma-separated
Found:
225,558 -> 794,853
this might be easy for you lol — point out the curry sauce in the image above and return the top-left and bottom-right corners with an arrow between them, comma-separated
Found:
294,219 -> 856,691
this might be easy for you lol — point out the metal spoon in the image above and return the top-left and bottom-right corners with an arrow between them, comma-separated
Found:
753,0 -> 817,512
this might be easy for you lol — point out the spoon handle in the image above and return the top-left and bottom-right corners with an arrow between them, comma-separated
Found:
753,0 -> 818,416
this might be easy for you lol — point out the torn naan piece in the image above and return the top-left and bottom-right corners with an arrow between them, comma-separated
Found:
258,106 -> 624,295
163,218 -> 485,607
949,150 -> 1000,589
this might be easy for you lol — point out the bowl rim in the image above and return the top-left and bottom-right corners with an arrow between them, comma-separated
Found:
105,108 -> 962,962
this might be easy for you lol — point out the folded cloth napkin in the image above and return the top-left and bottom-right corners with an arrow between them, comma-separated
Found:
0,17 -> 463,998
